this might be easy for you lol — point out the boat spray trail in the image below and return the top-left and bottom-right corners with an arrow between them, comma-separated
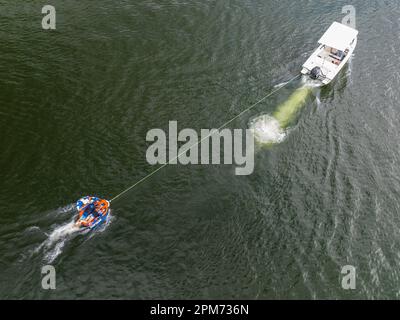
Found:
35,219 -> 81,263
250,82 -> 313,145
34,205 -> 113,263
273,86 -> 312,128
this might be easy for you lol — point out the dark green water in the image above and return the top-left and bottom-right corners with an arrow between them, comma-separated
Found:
1,0 -> 400,299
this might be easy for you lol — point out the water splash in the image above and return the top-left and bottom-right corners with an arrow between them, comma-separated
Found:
249,114 -> 288,145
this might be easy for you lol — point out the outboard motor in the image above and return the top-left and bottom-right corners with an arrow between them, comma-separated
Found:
310,66 -> 323,80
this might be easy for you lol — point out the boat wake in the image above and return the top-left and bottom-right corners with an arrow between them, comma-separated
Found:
315,89 -> 322,108
249,84 -> 313,145
34,219 -> 82,263
249,81 -> 317,145
347,57 -> 354,84
33,205 -> 113,263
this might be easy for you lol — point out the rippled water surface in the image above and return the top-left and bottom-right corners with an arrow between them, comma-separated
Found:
1,0 -> 400,299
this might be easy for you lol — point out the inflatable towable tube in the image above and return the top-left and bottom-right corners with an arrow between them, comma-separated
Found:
75,196 -> 110,230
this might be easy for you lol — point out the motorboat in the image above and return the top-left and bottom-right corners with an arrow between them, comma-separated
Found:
301,21 -> 358,85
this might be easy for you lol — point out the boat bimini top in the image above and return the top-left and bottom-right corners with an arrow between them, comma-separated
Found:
317,21 -> 358,52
